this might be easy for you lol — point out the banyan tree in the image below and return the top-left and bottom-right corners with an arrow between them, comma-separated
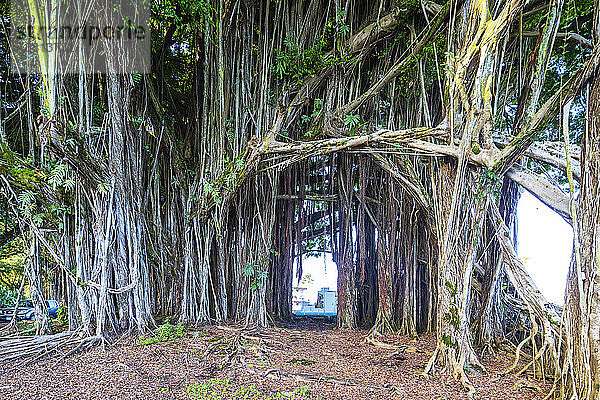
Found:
0,0 -> 599,397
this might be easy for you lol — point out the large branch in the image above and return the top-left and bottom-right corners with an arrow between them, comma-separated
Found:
519,31 -> 593,48
335,0 -> 453,118
266,122 -> 573,224
284,6 -> 411,129
505,165 -> 572,225
491,46 -> 600,174
268,121 -> 573,226
222,111 -> 573,228
265,126 -> 446,166
494,138 -> 582,180
389,138 -> 573,224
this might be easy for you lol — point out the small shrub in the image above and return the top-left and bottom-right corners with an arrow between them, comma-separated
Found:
17,320 -> 35,335
56,305 -> 68,326
185,379 -> 316,400
0,286 -> 17,306
136,318 -> 186,345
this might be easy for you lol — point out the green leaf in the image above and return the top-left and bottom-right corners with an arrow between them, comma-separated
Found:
63,178 -> 75,191
314,98 -> 323,110
234,158 -> 244,170
242,263 -> 255,277
48,164 -> 68,189
257,269 -> 268,281
97,182 -> 110,195
344,114 -> 360,129
18,191 -> 36,217
32,213 -> 44,227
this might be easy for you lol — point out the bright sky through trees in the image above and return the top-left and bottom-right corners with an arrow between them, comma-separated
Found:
517,191 -> 573,305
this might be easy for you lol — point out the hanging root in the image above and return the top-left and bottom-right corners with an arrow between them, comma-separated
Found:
500,334 -> 532,376
480,342 -> 496,360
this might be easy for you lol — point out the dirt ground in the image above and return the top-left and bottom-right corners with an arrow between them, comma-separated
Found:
0,321 -> 550,400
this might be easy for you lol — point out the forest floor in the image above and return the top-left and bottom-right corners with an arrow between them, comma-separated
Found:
0,320 -> 551,400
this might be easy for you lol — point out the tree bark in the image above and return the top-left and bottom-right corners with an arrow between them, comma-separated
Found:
561,53 -> 600,399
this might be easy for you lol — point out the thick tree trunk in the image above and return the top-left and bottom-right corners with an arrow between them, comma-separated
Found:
427,162 -> 486,390
561,60 -> 600,400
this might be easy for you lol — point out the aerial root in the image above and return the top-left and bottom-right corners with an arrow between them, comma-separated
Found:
452,359 -> 476,399
479,342 -> 497,360
424,345 -> 440,376
516,341 -> 549,377
501,333 -> 532,376
0,330 -> 101,370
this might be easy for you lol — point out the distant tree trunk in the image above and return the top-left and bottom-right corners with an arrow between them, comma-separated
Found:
269,175 -> 294,322
335,155 -> 358,329
370,176 -> 397,336
356,157 -> 378,328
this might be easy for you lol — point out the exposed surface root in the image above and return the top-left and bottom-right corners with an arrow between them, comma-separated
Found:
424,340 -> 486,399
0,330 -> 101,369
364,334 -> 409,363
247,366 -> 401,393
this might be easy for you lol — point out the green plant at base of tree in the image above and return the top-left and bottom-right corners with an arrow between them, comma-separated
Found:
136,319 -> 186,345
185,379 -> 317,400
